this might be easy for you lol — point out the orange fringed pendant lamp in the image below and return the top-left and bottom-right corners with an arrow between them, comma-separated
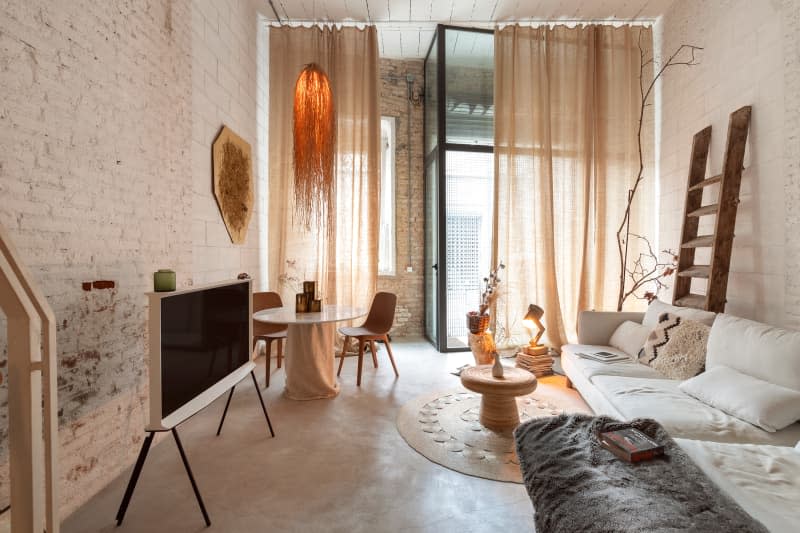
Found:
293,63 -> 335,233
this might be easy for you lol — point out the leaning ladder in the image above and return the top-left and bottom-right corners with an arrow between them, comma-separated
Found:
672,105 -> 752,312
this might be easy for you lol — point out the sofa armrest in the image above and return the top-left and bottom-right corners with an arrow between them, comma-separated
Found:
577,311 -> 645,345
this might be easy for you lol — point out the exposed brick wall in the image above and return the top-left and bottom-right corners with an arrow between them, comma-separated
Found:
377,59 -> 425,338
0,0 -> 267,518
657,0 -> 800,327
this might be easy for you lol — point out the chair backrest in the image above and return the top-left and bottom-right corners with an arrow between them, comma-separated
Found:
253,291 -> 285,334
254,291 -> 282,312
362,292 -> 397,335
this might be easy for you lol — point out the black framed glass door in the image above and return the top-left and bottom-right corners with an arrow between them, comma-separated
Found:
424,25 -> 494,352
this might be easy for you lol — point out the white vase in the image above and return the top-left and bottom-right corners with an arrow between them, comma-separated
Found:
492,352 -> 504,378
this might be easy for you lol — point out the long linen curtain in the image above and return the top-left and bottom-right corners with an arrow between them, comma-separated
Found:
493,25 -> 654,347
268,26 -> 380,309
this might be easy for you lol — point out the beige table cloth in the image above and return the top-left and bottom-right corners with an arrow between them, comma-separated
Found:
254,306 -> 366,400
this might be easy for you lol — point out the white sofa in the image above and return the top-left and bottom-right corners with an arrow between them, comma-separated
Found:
560,302 -> 800,531
562,306 -> 800,446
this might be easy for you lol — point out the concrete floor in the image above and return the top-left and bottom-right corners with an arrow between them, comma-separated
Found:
64,339 -> 586,533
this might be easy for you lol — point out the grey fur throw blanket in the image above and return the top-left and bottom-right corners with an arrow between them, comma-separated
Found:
514,414 -> 768,533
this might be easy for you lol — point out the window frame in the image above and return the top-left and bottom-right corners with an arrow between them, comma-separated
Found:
378,116 -> 397,277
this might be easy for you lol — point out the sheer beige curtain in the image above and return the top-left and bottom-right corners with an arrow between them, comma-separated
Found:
493,25 -> 653,347
268,26 -> 380,308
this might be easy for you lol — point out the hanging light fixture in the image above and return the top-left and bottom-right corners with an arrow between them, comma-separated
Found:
293,63 -> 335,233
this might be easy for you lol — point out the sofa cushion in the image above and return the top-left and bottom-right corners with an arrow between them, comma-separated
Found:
609,320 -> 651,359
561,344 -> 664,381
706,314 -> 800,391
680,366 -> 800,432
640,312 -> 682,365
590,375 -> 800,445
650,319 -> 710,380
643,298 -> 716,328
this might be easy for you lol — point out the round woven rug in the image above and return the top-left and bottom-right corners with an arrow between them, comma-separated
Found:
397,383 -> 588,483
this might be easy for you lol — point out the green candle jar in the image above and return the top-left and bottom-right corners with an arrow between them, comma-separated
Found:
153,269 -> 176,292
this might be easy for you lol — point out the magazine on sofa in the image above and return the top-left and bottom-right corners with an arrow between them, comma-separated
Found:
576,351 -> 629,363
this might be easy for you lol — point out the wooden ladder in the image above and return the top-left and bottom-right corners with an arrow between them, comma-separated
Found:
672,105 -> 751,312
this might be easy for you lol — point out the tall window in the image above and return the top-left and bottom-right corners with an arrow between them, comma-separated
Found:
379,116 -> 396,275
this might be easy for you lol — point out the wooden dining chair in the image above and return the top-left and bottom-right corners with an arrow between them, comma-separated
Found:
337,292 -> 398,386
253,291 -> 287,388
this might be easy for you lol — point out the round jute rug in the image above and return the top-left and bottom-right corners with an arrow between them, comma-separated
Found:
396,383 -> 589,483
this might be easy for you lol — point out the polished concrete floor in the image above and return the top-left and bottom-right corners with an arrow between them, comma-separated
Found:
64,339 -> 587,533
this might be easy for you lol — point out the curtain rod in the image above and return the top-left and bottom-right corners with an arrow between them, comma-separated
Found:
262,19 -> 655,27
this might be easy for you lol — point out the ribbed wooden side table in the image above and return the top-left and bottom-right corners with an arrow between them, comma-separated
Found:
460,365 -> 538,431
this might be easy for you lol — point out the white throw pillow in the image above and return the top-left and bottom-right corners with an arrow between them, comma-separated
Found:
642,298 -> 716,328
679,366 -> 800,432
706,313 -> 800,391
609,321 -> 651,359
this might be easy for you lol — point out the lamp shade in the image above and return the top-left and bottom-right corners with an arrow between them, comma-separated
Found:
293,63 -> 335,233
523,304 -> 544,323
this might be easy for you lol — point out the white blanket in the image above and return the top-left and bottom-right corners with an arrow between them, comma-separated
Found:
677,439 -> 800,533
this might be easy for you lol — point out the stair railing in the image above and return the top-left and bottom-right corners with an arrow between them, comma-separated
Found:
0,222 -> 59,533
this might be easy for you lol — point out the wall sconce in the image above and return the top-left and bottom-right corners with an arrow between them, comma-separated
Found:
293,63 -> 335,233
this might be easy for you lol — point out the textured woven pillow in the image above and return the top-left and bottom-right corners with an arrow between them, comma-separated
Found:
639,312 -> 682,366
650,319 -> 710,380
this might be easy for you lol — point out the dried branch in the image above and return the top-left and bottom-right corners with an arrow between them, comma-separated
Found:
615,37 -> 702,310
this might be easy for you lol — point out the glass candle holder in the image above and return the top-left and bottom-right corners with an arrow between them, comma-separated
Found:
302,281 -> 316,296
153,269 -> 176,292
295,293 -> 308,313
310,299 -> 322,312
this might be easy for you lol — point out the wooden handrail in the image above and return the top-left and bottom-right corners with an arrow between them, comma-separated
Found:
0,223 -> 59,533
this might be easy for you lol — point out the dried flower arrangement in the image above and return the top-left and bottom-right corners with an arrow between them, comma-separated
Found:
277,259 -> 304,293
466,262 -> 505,335
478,262 -> 505,315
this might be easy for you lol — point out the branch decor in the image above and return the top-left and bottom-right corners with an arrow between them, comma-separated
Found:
616,38 -> 702,310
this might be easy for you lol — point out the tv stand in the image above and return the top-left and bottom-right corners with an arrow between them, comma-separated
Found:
115,370 -> 274,527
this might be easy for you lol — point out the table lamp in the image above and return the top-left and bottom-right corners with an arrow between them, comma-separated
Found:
522,304 -> 547,355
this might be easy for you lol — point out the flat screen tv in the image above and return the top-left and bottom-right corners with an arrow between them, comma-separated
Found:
147,279 -> 254,430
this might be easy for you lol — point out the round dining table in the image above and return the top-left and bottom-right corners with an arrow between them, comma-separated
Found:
253,305 -> 367,400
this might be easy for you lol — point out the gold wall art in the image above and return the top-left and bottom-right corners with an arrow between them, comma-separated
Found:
212,125 -> 254,244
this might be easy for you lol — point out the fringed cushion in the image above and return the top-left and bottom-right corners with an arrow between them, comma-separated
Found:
651,319 -> 710,379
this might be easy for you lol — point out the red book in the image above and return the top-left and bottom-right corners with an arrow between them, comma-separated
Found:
599,427 -> 664,463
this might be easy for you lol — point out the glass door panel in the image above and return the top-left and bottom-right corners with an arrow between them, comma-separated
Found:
444,151 -> 493,350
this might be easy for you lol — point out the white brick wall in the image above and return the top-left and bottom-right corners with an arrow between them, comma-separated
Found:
657,0 -> 800,327
0,0 -> 268,518
191,0 -> 268,290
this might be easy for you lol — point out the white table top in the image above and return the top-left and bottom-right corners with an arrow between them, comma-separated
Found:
253,305 -> 367,325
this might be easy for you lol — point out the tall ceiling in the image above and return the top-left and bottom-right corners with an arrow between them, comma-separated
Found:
264,0 -> 675,58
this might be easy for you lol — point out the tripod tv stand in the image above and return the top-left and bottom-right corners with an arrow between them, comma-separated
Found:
115,280 -> 275,527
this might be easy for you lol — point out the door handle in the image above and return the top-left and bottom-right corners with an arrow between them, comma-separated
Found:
432,263 -> 438,271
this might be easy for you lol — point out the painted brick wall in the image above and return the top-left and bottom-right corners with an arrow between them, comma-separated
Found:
657,0 -> 800,327
377,59 -> 425,338
191,0 -> 267,290
0,0 -> 267,518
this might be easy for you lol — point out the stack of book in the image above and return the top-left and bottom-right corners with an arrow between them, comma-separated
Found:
515,345 -> 553,377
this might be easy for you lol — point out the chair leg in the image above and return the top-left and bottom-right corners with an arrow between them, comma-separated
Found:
264,340 -> 272,388
356,339 -> 366,387
369,340 -> 378,368
384,335 -> 399,377
338,336 -> 350,377
370,340 -> 378,368
277,338 -> 284,369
